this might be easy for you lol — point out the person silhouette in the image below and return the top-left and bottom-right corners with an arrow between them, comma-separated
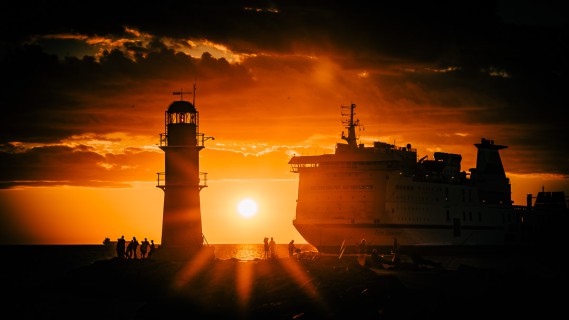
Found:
126,237 -> 139,259
116,235 -> 126,259
140,238 -> 149,258
263,237 -> 270,259
288,240 -> 298,259
269,237 -> 276,259
125,238 -> 133,259
131,237 -> 139,259
148,240 -> 156,259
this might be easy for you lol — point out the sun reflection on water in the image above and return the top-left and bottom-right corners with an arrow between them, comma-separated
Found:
213,244 -> 315,261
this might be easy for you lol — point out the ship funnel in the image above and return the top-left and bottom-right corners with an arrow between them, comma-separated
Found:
470,138 -> 511,205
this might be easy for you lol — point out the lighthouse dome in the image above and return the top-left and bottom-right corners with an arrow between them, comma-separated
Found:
168,100 -> 196,113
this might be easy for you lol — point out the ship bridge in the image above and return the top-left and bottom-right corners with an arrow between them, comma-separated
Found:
289,143 -> 417,173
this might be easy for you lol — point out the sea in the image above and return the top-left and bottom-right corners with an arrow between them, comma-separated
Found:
212,243 -> 317,261
0,243 -> 318,274
1,243 -> 562,278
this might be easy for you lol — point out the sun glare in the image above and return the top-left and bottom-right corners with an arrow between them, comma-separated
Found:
237,198 -> 258,218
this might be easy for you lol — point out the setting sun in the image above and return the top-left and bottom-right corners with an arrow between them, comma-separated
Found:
237,199 -> 258,218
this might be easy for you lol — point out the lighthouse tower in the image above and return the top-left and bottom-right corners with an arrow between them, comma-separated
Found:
156,87 -> 213,260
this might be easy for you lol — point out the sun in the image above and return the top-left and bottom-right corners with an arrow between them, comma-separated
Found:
237,198 -> 258,218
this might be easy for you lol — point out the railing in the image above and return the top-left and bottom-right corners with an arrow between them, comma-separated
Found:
156,172 -> 208,189
200,172 -> 208,189
156,172 -> 165,189
158,133 -> 214,147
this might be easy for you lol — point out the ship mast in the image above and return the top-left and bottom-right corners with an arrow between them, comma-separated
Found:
341,103 -> 360,148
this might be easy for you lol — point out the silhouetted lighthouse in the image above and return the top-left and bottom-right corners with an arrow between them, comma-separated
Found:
156,86 -> 214,260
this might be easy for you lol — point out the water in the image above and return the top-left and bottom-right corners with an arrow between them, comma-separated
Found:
212,243 -> 317,260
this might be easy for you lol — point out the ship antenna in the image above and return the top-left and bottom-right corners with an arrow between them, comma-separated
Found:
341,103 -> 360,148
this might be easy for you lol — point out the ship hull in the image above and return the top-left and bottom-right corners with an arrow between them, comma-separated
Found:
293,221 -> 521,255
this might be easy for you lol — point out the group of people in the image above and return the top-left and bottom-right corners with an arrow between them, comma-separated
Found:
263,237 -> 279,259
262,237 -> 302,260
116,235 -> 155,259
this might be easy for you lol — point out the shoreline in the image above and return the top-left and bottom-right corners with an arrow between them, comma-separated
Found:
3,249 -> 566,319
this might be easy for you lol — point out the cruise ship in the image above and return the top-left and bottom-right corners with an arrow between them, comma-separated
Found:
289,103 -> 568,255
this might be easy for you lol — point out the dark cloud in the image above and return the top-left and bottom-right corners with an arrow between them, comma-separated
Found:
0,44 -> 253,144
1,0 -> 567,188
0,144 -> 162,188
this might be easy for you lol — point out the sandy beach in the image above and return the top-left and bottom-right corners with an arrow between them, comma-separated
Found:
2,246 -> 566,319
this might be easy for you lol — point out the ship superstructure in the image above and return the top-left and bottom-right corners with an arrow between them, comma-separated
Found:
289,103 -> 566,254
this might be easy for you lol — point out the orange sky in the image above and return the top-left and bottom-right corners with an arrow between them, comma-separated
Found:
1,1 -> 567,244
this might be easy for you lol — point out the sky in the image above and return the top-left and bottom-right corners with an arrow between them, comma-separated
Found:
1,0 -> 567,245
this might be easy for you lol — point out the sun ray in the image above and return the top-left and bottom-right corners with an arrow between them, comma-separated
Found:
172,248 -> 216,289
236,261 -> 254,312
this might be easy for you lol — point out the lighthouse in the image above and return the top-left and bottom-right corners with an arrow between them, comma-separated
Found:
156,86 -> 214,260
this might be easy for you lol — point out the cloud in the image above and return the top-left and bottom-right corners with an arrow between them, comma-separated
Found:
0,143 -> 163,188
0,0 -> 567,190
